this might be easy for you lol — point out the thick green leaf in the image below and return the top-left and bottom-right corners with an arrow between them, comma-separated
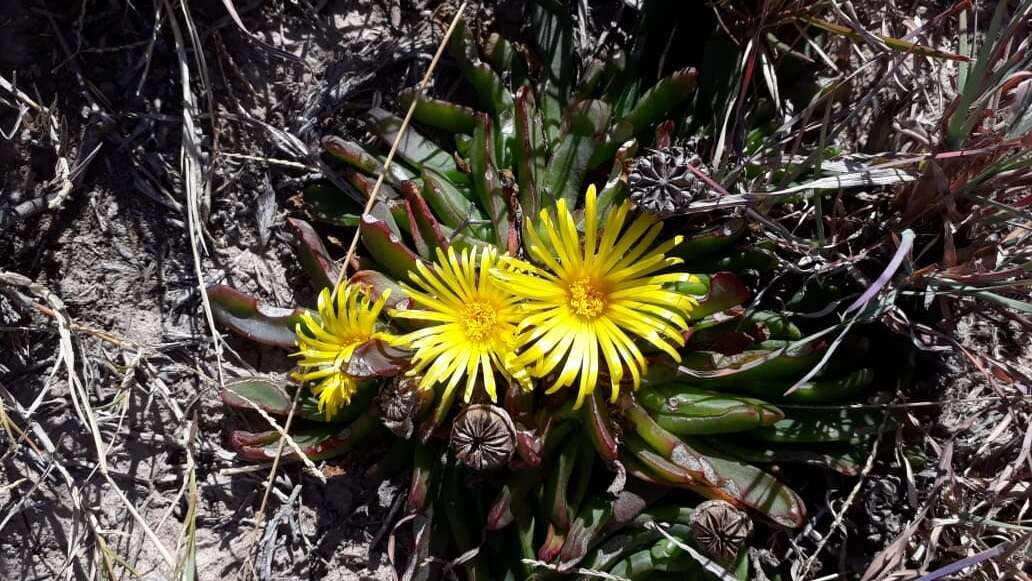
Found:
470,114 -> 511,247
670,218 -> 747,260
366,108 -> 468,186
589,67 -> 698,169
398,89 -> 477,134
443,463 -> 490,580
638,385 -> 784,435
595,140 -> 637,218
359,213 -> 422,281
751,406 -> 896,444
345,172 -> 405,238
286,217 -> 338,292
222,377 -> 292,415
740,368 -> 875,403
483,32 -> 526,85
513,86 -> 544,218
622,67 -> 698,135
542,110 -> 602,207
207,285 -> 305,348
582,525 -> 693,575
302,181 -> 363,227
406,442 -> 437,514
582,389 -> 618,463
420,168 -> 490,241
681,439 -> 807,528
222,376 -> 377,423
687,272 -> 751,319
543,432 -> 580,532
714,437 -> 866,476
556,486 -> 663,570
688,246 -> 780,273
665,341 -> 825,388
621,395 -> 720,486
230,415 -> 383,462
531,0 -> 572,146
401,182 -> 450,256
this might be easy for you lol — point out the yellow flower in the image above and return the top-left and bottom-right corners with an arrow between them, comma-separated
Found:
293,284 -> 391,418
493,185 -> 696,408
393,246 -> 530,404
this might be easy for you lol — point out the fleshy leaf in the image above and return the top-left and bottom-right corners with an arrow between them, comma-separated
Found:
682,439 -> 807,528
737,368 -> 875,403
302,181 -> 363,227
543,100 -> 609,206
222,376 -> 377,423
322,136 -> 407,187
286,217 -> 339,292
470,114 -> 511,247
751,406 -> 897,444
582,389 -> 619,464
514,86 -> 544,217
230,415 -> 383,462
713,437 -> 866,476
366,108 -> 468,186
589,67 -> 698,168
399,89 -> 477,134
359,213 -> 422,281
689,246 -> 780,273
661,341 -> 826,388
401,181 -> 451,255
222,376 -> 292,415
420,168 -> 489,241
207,285 -> 306,348
688,272 -> 751,319
670,218 -> 747,260
349,270 -> 412,311
344,338 -> 412,380
530,0 -> 573,146
638,385 -> 784,435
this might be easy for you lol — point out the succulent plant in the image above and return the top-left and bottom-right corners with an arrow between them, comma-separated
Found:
206,2 -> 901,579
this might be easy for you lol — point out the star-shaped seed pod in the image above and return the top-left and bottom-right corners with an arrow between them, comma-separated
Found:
450,404 -> 517,470
628,145 -> 711,217
690,499 -> 753,563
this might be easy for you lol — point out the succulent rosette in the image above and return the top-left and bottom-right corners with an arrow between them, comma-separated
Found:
207,2 -> 897,578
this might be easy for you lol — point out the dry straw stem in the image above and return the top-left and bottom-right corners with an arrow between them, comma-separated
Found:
164,0 -> 226,389
0,272 -> 178,570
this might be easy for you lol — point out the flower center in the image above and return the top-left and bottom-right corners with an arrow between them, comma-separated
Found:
568,276 -> 607,319
462,301 -> 498,343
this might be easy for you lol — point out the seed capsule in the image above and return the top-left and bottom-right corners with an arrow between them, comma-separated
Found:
451,404 -> 517,470
628,144 -> 711,217
379,375 -> 429,438
691,499 -> 752,563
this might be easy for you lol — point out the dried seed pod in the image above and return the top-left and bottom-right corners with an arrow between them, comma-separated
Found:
451,404 -> 517,470
379,375 -> 428,438
690,499 -> 752,562
628,146 -> 711,217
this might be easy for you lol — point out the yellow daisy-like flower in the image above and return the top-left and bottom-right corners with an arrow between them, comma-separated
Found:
392,246 -> 531,404
493,184 -> 696,408
293,284 -> 391,418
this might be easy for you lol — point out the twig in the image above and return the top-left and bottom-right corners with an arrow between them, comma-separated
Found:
240,386 -> 303,580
